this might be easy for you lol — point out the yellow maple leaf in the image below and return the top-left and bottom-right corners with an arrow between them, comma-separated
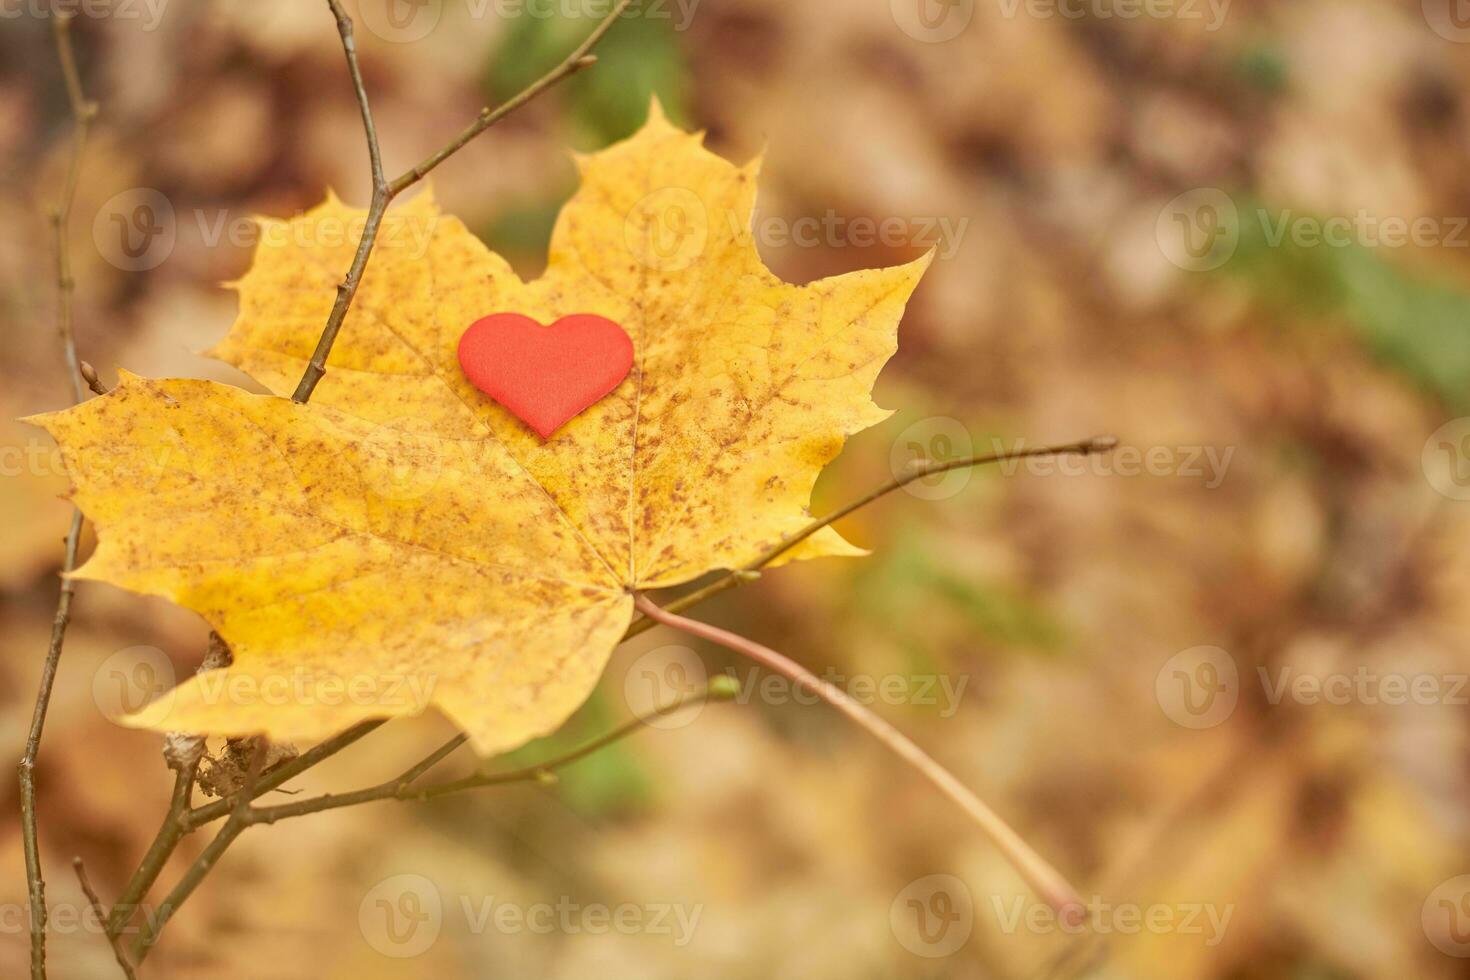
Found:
30,104 -> 930,754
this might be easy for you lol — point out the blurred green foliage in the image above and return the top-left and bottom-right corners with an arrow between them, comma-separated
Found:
1226,196 -> 1470,410
1233,42 -> 1289,94
847,519 -> 1067,664
483,5 -> 690,146
496,688 -> 654,817
482,199 -> 563,261
480,6 -> 691,264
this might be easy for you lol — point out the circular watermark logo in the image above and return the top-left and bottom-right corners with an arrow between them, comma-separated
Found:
625,187 -> 709,272
92,645 -> 176,727
1155,645 -> 1238,729
890,874 -> 974,957
622,644 -> 708,729
93,187 -> 176,272
889,417 -> 975,500
358,0 -> 444,43
891,0 -> 975,43
359,873 -> 443,958
1424,1 -> 1470,42
1423,418 -> 1470,501
1423,875 -> 1470,957
1156,188 -> 1239,272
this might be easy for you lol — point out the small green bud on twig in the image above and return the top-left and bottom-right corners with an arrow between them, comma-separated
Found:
706,673 -> 742,701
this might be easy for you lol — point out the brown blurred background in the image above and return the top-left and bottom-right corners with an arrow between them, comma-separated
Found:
6,0 -> 1470,977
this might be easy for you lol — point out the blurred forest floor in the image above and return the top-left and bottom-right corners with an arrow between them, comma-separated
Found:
4,1 -> 1470,977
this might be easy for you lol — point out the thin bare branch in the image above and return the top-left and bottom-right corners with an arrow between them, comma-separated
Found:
633,593 -> 1087,926
132,739 -> 267,963
176,439 -> 1120,848
125,435 -> 1114,950
21,14 -> 99,978
384,6 -> 623,196
181,717 -> 386,831
625,436 -> 1118,637
107,634 -> 237,937
50,15 -> 98,404
98,2 -> 1110,963
72,859 -> 138,980
248,684 -> 721,824
291,0 -> 387,404
240,733 -> 469,825
105,760 -> 197,938
133,688 -> 718,958
106,634 -> 230,941
326,0 -> 384,186
291,0 -> 630,404
107,716 -> 384,944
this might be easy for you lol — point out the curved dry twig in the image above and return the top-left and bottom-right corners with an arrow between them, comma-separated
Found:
632,593 -> 1087,925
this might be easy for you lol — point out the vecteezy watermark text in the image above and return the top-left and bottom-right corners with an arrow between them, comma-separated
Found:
995,0 -> 1230,31
1157,645 -> 1470,729
743,209 -> 968,260
992,895 -> 1234,945
624,188 -> 970,271
1,0 -> 168,30
94,188 -> 444,272
353,0 -> 700,43
94,645 -> 437,727
1259,666 -> 1469,708
719,666 -> 970,718
358,875 -> 702,958
991,437 -> 1235,489
1158,188 -> 1470,272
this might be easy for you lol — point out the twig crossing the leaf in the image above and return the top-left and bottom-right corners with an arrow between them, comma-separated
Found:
292,0 -> 631,404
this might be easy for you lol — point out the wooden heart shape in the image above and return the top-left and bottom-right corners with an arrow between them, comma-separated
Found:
457,313 -> 634,439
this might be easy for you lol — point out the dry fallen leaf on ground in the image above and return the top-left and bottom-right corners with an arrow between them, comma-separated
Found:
29,103 -> 930,754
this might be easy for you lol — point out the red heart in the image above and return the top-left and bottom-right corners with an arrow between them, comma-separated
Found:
457,313 -> 635,439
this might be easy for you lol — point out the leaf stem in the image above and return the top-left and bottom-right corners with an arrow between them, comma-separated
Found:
21,14 -> 100,978
624,435 -> 1117,638
291,0 -> 628,404
632,593 -> 1087,926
